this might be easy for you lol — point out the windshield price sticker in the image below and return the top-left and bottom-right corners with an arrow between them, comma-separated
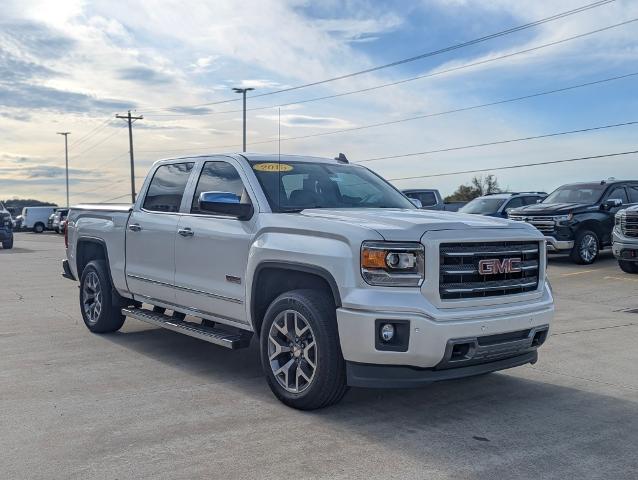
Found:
253,163 -> 294,173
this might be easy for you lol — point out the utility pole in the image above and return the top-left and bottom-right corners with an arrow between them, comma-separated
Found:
56,132 -> 71,208
115,110 -> 143,203
232,87 -> 254,152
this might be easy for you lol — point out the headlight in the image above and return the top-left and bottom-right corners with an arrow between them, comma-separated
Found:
615,210 -> 625,227
361,241 -> 424,286
553,213 -> 573,223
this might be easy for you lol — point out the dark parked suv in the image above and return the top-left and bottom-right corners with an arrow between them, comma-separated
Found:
509,180 -> 638,264
1,212 -> 14,249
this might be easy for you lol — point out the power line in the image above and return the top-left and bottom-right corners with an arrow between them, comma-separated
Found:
137,71 -> 638,154
144,18 -> 637,118
356,120 -> 638,163
141,0 -> 615,114
69,124 -> 127,160
386,150 -> 638,181
68,119 -> 113,149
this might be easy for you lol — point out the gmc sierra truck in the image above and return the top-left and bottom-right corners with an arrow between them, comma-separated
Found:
63,153 -> 553,410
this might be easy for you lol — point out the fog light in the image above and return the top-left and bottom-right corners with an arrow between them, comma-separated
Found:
380,323 -> 395,342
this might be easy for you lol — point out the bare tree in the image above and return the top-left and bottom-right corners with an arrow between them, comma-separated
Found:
445,174 -> 501,202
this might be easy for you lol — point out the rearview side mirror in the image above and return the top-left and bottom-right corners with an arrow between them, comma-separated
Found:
602,198 -> 622,210
409,198 -> 422,208
198,191 -> 253,220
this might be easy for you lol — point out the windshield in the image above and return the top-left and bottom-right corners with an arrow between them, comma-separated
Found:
459,197 -> 505,214
543,184 -> 606,204
249,161 -> 415,212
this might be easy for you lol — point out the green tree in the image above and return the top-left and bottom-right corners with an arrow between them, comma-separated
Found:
444,174 -> 501,202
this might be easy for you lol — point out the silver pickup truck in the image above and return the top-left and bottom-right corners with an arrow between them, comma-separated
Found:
63,153 -> 553,409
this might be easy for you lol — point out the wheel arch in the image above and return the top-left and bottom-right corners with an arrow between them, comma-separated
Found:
250,261 -> 342,336
575,220 -> 606,246
76,237 -> 113,284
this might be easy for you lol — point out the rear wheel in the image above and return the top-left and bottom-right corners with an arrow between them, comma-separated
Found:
79,260 -> 126,333
260,289 -> 348,410
618,260 -> 638,274
570,230 -> 599,264
33,222 -> 44,234
2,238 -> 13,249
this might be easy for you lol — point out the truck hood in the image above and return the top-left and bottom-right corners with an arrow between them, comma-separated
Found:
509,202 -> 593,215
299,208 -> 524,241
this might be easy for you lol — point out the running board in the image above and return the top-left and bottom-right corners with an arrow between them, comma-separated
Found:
121,307 -> 252,349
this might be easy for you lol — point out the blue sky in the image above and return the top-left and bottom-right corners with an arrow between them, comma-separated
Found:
1,0 -> 637,204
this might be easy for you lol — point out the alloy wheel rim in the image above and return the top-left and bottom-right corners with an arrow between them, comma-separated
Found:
268,310 -> 317,394
82,271 -> 102,324
580,234 -> 598,262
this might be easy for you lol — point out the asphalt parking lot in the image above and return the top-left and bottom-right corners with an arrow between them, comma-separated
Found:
2,233 -> 637,479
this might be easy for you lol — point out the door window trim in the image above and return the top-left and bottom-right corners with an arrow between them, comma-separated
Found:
138,160 -> 197,215
179,156 -> 258,219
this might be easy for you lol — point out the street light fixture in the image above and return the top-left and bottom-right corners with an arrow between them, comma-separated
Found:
233,87 -> 254,152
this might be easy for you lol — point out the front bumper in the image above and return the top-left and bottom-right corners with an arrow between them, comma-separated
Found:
545,236 -> 574,252
336,285 -> 553,373
612,230 -> 638,261
347,351 -> 538,388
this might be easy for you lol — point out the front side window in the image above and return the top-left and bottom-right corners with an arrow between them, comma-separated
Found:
143,162 -> 194,212
628,185 -> 638,203
607,187 -> 628,204
504,197 -> 524,210
250,161 -> 414,212
191,161 -> 251,214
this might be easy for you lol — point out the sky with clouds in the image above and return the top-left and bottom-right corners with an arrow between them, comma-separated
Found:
1,0 -> 637,205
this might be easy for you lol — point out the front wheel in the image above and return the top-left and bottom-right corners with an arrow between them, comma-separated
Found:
33,223 -> 44,233
618,260 -> 638,274
2,238 -> 13,249
79,260 -> 125,333
260,289 -> 348,410
570,230 -> 599,264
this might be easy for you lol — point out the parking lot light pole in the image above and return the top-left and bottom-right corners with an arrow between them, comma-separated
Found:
57,132 -> 71,208
232,87 -> 254,152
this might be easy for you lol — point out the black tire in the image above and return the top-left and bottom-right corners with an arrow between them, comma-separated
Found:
2,237 -> 13,249
260,289 -> 348,410
570,230 -> 599,265
79,260 -> 126,333
33,222 -> 44,233
618,260 -> 638,274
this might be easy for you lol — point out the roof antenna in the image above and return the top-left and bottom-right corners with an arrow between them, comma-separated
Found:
335,153 -> 348,163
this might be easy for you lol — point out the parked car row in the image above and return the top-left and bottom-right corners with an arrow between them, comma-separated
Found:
403,180 -> 638,270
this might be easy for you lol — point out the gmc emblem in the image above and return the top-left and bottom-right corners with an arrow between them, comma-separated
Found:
478,258 -> 522,275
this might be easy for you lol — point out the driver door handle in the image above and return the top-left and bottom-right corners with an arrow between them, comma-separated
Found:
128,223 -> 142,232
178,228 -> 194,237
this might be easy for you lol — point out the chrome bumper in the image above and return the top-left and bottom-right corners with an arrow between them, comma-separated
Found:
545,236 -> 574,252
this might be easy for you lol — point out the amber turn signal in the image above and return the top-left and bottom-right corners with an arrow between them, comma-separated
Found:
361,248 -> 387,269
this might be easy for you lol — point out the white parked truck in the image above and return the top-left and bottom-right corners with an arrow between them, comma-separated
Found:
63,153 -> 553,409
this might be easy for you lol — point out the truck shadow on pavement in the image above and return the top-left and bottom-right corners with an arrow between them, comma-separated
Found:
104,323 -> 638,479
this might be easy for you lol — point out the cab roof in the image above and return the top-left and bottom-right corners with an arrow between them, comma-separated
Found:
154,152 -> 347,166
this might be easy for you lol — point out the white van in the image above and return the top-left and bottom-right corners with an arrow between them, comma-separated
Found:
21,206 -> 57,233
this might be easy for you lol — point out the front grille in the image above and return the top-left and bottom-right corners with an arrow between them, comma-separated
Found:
439,241 -> 540,300
509,215 -> 555,233
620,212 -> 638,238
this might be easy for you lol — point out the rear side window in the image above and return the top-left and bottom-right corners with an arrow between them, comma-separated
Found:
628,185 -> 638,203
143,162 -> 194,212
191,161 -> 250,214
405,192 -> 437,207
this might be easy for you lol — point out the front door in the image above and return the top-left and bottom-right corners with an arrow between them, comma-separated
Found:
126,161 -> 195,304
174,159 -> 256,325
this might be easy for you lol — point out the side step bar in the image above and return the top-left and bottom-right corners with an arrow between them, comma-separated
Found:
121,307 -> 252,349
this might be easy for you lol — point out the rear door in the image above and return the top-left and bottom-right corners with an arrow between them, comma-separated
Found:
125,162 -> 195,304
174,158 -> 257,325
